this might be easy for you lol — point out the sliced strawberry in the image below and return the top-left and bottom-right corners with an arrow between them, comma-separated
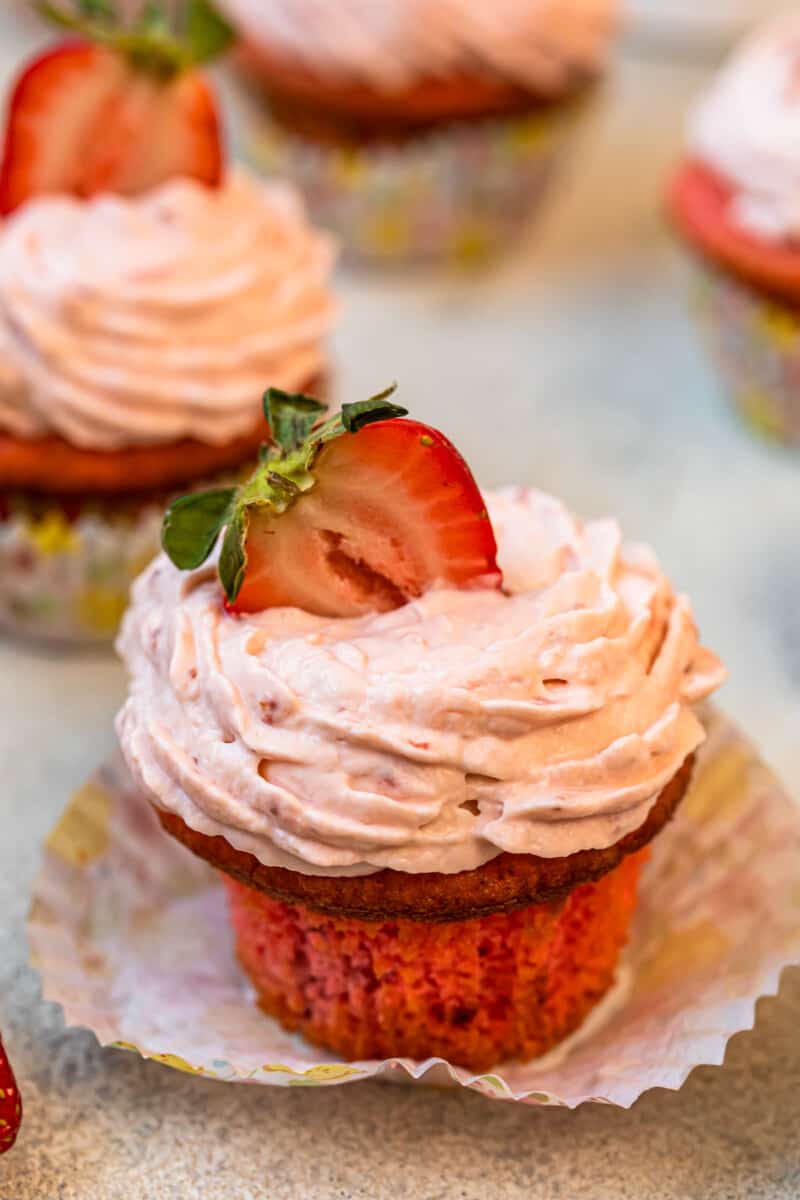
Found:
234,418 -> 500,616
162,388 -> 502,618
0,1036 -> 22,1155
668,160 -> 800,302
0,42 -> 222,215
0,2 -> 233,216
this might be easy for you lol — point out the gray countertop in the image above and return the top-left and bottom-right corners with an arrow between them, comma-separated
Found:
1,9 -> 799,1199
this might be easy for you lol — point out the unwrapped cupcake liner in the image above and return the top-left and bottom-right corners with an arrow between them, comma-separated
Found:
691,259 -> 800,444
27,706 -> 800,1106
0,498 -> 162,645
238,95 -> 588,266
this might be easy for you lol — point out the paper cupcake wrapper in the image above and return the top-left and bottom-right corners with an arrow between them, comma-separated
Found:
0,499 -> 162,644
691,260 -> 800,445
27,706 -> 800,1106
239,97 -> 586,265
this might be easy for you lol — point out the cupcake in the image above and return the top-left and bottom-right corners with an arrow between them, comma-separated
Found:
0,4 -> 336,643
669,17 -> 800,444
116,389 -> 725,1071
220,0 -> 620,265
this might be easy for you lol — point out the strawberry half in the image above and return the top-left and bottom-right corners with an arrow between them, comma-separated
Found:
0,1036 -> 22,1155
0,1 -> 232,216
162,387 -> 502,618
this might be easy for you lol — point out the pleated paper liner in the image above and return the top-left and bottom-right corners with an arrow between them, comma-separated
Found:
237,95 -> 589,266
28,707 -> 800,1106
690,260 -> 800,446
0,500 -> 161,644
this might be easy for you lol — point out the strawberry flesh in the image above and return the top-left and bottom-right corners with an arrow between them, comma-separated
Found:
232,419 -> 501,617
0,1037 -> 22,1155
0,41 -> 223,216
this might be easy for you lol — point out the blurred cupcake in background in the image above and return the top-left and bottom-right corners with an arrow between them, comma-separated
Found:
0,2 -> 336,644
669,16 -> 800,444
222,0 -> 620,266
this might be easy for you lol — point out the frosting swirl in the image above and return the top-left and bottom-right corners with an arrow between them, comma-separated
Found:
0,171 -> 336,450
689,15 -> 800,242
221,0 -> 618,96
116,488 -> 725,876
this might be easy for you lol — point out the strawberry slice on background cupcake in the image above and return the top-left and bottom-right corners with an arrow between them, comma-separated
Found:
117,388 -> 726,1071
0,0 -> 337,643
668,14 -> 800,444
0,0 -> 231,213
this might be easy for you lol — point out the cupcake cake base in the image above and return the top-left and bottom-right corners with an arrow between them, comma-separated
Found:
224,850 -> 647,1071
155,757 -> 692,922
154,759 -> 692,1070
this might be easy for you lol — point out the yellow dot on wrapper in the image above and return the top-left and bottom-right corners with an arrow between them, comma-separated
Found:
450,221 -> 493,267
77,585 -> 128,634
300,1063 -> 363,1081
757,302 -> 800,350
151,1053 -> 205,1076
333,145 -> 366,187
505,114 -> 549,154
737,387 -> 786,442
369,209 -> 412,255
26,509 -> 80,557
260,1061 -> 362,1080
45,780 -> 111,868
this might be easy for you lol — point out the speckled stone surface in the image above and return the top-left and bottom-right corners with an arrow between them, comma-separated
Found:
1,9 -> 799,1199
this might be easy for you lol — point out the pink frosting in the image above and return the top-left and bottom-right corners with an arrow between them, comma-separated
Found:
689,15 -> 800,242
0,171 -> 336,450
221,0 -> 619,95
116,487 -> 725,877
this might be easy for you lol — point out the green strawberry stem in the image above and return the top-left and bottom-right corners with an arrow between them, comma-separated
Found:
161,385 -> 407,603
36,0 -> 234,78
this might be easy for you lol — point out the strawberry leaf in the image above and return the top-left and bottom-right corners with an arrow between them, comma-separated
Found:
161,487 -> 235,569
184,0 -> 234,65
160,386 -> 427,610
36,0 -> 233,75
77,0 -> 114,19
219,507 -> 248,603
341,385 -> 406,433
264,387 -> 327,455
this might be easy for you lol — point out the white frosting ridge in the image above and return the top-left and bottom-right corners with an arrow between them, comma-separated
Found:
116,487 -> 725,877
689,15 -> 800,242
221,0 -> 618,96
0,171 -> 337,449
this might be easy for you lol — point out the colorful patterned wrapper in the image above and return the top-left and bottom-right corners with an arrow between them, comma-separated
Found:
27,707 -> 800,1106
238,93 -> 588,266
0,498 -> 161,644
691,260 -> 800,444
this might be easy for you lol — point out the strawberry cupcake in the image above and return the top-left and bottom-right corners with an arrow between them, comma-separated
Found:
669,16 -> 800,444
116,389 -> 725,1071
0,3 -> 336,643
220,0 -> 620,265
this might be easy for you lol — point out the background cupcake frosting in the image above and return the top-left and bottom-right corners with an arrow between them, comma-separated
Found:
688,15 -> 800,242
0,171 -> 337,450
221,0 -> 618,92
